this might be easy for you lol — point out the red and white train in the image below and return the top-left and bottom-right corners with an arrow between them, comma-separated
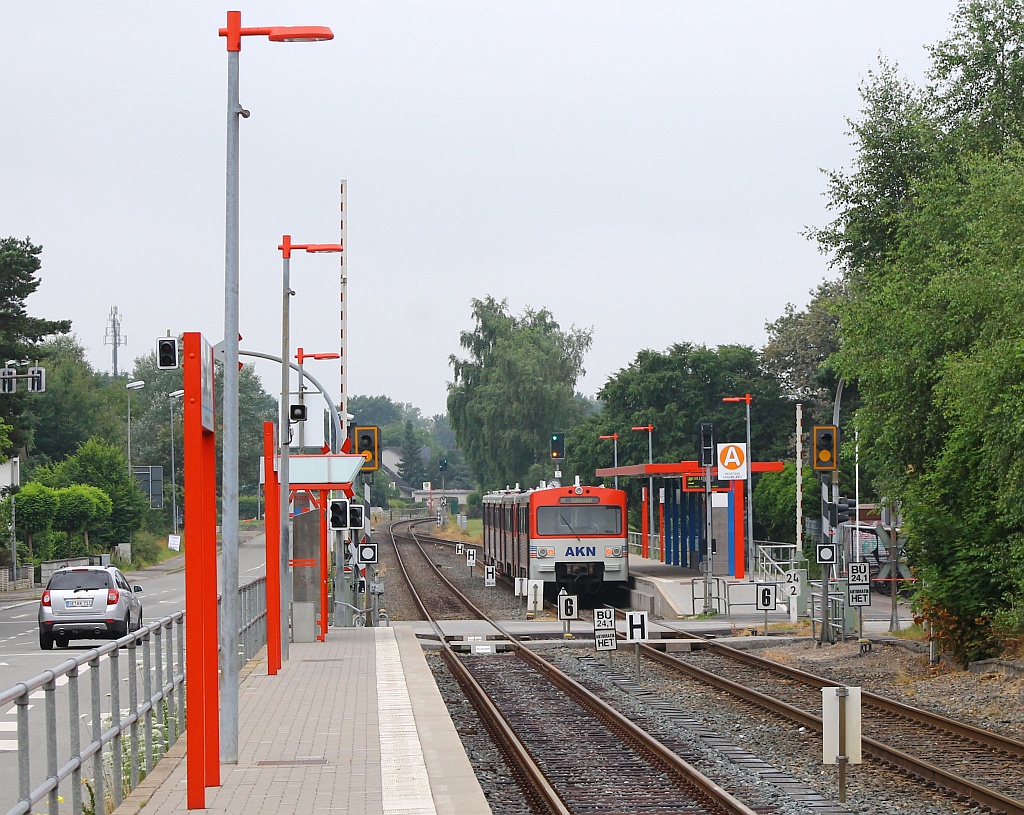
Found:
482,483 -> 629,596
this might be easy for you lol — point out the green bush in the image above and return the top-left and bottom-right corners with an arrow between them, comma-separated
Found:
238,494 -> 260,520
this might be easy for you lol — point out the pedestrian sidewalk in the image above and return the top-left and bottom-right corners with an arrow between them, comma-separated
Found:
115,625 -> 492,815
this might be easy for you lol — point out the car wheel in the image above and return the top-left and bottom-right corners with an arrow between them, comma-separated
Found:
39,631 -> 54,650
56,635 -> 69,648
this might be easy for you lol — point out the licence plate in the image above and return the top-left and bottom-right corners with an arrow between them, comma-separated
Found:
65,599 -> 92,608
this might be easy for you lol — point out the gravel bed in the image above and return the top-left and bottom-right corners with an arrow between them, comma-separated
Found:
377,526 -> 1023,814
376,527 -> 526,622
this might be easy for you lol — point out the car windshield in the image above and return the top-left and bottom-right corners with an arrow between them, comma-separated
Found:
48,571 -> 112,591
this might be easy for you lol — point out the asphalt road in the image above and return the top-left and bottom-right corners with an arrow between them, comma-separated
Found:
0,532 -> 268,812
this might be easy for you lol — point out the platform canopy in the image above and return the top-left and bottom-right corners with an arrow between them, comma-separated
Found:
596,459 -> 784,479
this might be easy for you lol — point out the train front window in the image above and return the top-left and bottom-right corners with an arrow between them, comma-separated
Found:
536,505 -> 621,536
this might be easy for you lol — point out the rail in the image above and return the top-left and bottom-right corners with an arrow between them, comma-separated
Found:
1,575 -> 267,815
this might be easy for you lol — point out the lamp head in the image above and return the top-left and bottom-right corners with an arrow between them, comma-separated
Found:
268,26 -> 334,43
169,389 -> 185,398
126,380 -> 146,390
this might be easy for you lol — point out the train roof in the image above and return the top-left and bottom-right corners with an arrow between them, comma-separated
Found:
482,484 -> 623,503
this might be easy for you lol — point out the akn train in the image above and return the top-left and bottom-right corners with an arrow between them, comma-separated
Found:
482,483 -> 629,596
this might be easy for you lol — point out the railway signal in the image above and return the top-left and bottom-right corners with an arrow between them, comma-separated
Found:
348,502 -> 365,531
156,337 -> 179,369
550,432 -> 565,460
812,425 -> 839,471
353,425 -> 380,471
327,498 -> 349,530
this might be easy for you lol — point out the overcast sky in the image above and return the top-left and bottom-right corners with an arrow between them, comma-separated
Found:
2,2 -> 960,439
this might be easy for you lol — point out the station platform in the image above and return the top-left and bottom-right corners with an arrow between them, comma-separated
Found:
627,553 -> 915,633
116,625 -> 492,815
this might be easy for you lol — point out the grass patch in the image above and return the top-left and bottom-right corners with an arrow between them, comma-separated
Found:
436,519 -> 483,544
889,622 -> 928,642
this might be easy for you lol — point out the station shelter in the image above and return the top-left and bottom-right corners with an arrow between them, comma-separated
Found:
596,460 -> 783,580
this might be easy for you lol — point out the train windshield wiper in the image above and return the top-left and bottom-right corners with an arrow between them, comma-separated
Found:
560,515 -> 582,542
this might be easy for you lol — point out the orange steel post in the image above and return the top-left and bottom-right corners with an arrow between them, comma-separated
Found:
640,486 -> 649,559
263,422 -> 280,674
183,334 -> 206,809
732,480 -> 746,579
183,334 -> 223,803
319,489 -> 328,641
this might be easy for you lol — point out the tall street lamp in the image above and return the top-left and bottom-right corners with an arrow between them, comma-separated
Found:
723,394 -> 754,578
168,390 -> 185,535
218,11 -> 333,766
279,236 -> 343,665
126,380 -> 145,474
599,433 -> 619,489
631,424 -> 654,558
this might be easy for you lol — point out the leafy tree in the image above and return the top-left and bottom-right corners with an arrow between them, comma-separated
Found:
348,395 -> 406,428
762,280 -> 844,423
818,0 -> 1024,659
447,296 -> 592,489
11,481 -> 58,556
28,335 -> 122,463
398,420 -> 427,488
53,485 -> 111,555
569,343 -> 794,526
0,237 -> 72,455
751,462 -> 822,551
36,437 -> 146,548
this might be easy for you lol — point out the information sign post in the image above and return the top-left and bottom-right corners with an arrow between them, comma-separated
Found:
624,611 -> 648,683
557,588 -> 578,639
593,607 -> 617,664
847,561 -> 871,648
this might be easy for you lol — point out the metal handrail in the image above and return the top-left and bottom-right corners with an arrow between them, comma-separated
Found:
2,575 -> 268,815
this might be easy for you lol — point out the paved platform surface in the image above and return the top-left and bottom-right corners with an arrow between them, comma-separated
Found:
115,624 -> 492,815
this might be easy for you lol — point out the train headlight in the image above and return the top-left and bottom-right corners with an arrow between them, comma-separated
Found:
605,546 -> 623,557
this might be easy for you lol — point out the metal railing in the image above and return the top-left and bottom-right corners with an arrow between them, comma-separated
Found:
627,532 -> 662,561
2,614 -> 186,815
2,575 -> 268,815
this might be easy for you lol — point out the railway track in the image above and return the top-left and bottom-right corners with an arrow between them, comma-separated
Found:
386,519 -> 767,815
637,629 -> 1024,814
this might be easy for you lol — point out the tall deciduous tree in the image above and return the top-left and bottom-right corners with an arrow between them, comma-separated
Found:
29,335 -> 122,463
569,343 -> 793,526
819,0 -> 1024,661
0,237 -> 72,455
447,297 -> 592,489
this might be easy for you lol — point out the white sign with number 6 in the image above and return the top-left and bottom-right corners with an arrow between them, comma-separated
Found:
755,583 -> 777,611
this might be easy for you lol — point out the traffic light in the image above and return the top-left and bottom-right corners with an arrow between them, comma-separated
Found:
354,425 -> 380,471
836,496 -> 856,524
27,367 -> 45,393
698,422 -> 715,467
156,337 -> 179,369
438,458 -> 448,472
289,404 -> 307,422
327,498 -> 349,530
550,432 -> 565,460
348,502 -> 365,531
812,425 -> 839,471
1,368 -> 15,394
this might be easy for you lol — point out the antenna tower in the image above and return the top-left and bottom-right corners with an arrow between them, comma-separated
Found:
104,306 -> 127,377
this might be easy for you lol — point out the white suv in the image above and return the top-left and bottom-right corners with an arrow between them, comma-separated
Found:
38,565 -> 144,649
